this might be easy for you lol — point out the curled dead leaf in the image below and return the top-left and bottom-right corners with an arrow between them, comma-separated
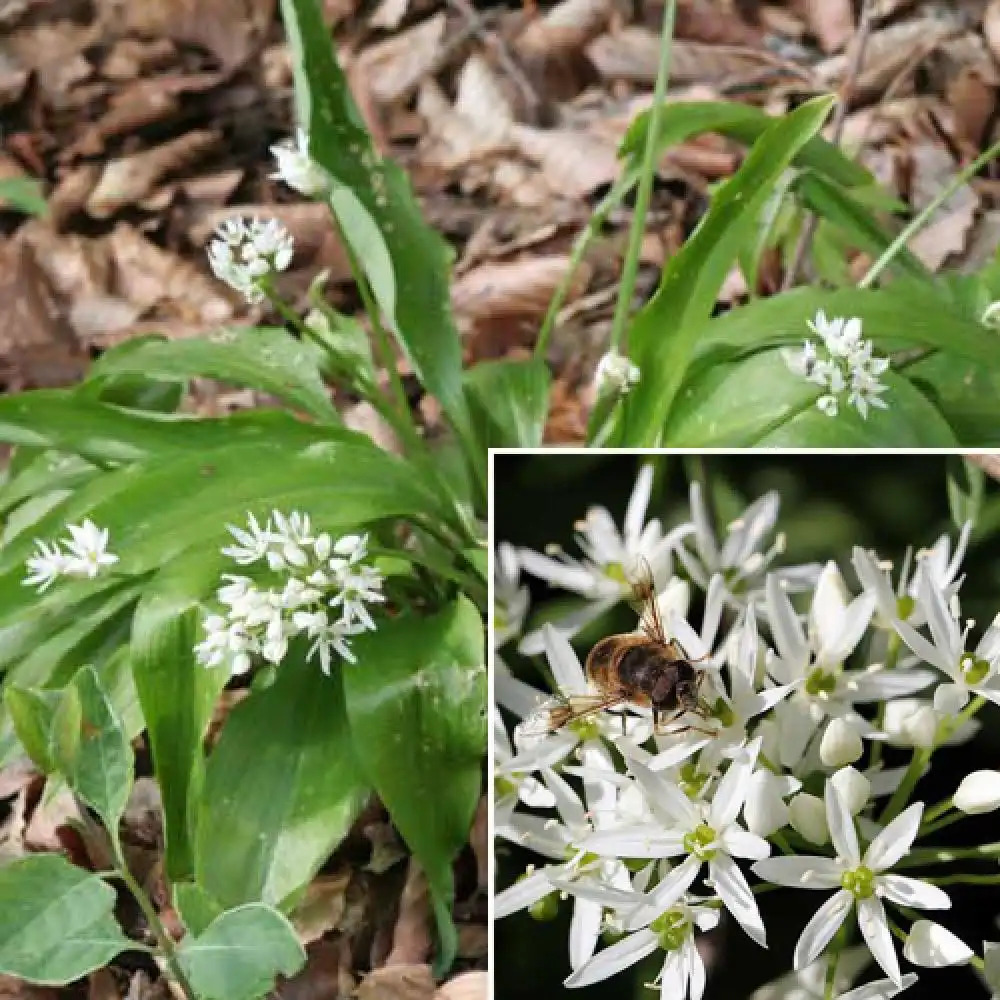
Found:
803,0 -> 855,54
357,14 -> 447,104
356,964 -> 436,1000
433,972 -> 487,1000
508,124 -> 618,198
386,861 -> 432,966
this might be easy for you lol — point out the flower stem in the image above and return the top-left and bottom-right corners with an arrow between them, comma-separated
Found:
607,0 -> 678,355
918,810 -> 965,838
110,832 -> 198,1000
823,923 -> 848,1000
879,745 -> 931,827
925,872 -> 1000,886
895,840 -> 1000,870
859,136 -> 1000,289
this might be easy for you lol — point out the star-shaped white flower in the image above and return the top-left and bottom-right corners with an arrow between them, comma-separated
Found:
494,542 -> 529,648
752,784 -> 949,987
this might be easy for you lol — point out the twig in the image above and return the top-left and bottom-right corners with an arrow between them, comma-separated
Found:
782,0 -> 875,291
443,0 -> 541,117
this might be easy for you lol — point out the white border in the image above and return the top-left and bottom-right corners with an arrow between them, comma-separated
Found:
485,445 -> 995,1000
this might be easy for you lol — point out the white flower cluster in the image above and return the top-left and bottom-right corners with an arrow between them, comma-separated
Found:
23,520 -> 119,592
495,466 -> 1000,999
195,510 -> 384,677
207,217 -> 294,305
783,311 -> 890,420
270,128 -> 331,198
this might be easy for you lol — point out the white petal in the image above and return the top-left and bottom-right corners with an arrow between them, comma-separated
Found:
624,464 -> 654,546
494,868 -> 553,918
658,947 -> 687,1000
840,973 -> 918,1000
630,758 -> 699,827
542,626 -> 589,695
766,574 -> 808,675
569,898 -> 603,970
893,617 -> 952,675
903,919 -> 972,968
919,570 -> 961,664
518,597 -> 618,655
711,745 -> 759,829
711,854 -> 767,946
794,890 -> 853,969
564,929 -> 658,988
687,938 -> 707,1000
846,668 -> 936,702
953,770 -> 1000,814
811,562 -> 850,651
582,826 -> 686,859
825,781 -> 860,865
858,895 -> 901,986
934,682 -> 969,715
824,592 -> 876,665
720,826 -> 771,861
743,771 -> 790,838
626,854 -> 702,930
864,802 -> 923,872
518,549 -> 600,597
878,874 -> 950,911
752,856 -> 842,890
542,767 -> 587,831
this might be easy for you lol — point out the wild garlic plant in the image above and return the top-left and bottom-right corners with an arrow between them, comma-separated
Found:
494,462 -> 1000,999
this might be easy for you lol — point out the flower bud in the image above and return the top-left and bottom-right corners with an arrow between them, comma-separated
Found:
744,770 -> 790,838
953,770 -> 1000,815
883,699 -> 937,748
820,718 -> 863,767
903,920 -> 973,968
594,352 -> 640,397
830,766 -> 870,815
789,793 -> 828,845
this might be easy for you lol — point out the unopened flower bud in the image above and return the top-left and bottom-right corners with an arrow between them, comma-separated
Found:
883,699 -> 938,748
789,793 -> 828,845
903,920 -> 973,967
953,770 -> 1000,815
594,352 -> 640,397
744,771 -> 790,838
830,766 -> 870,815
820,718 -> 864,767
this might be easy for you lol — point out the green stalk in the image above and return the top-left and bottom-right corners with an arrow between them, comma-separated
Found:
860,137 -> 1000,289
111,833 -> 198,1000
879,746 -> 931,827
607,0 -> 678,354
926,873 -> 1000,887
895,840 -> 1000,870
535,171 -> 637,359
824,924 -> 847,1000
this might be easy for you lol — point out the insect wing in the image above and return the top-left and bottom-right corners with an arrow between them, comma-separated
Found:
628,557 -> 668,645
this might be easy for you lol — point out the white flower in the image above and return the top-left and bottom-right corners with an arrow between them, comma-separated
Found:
880,699 -> 940,749
583,741 -> 771,946
565,895 -> 719,997
207,216 -> 294,304
270,128 -> 330,197
784,312 -> 890,420
23,520 -> 119,592
903,920 -> 972,968
893,568 -> 1000,714
829,767 -> 871,816
494,543 -> 529,647
673,482 -> 820,603
518,464 -> 691,652
493,709 -> 555,825
752,784 -> 950,986
594,351 -> 641,396
821,718 -> 865,767
752,947 -> 916,1000
953,770 -> 1000,815
789,793 -> 829,845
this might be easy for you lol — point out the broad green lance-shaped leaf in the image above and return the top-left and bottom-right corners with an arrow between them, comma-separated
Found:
620,96 -> 836,445
620,99 -> 870,188
794,172 -> 930,284
907,353 -> 1000,446
196,650 -> 369,909
0,855 -> 131,984
946,455 -> 984,530
688,285 -> 1000,368
344,597 -> 485,971
58,666 -> 134,830
132,551 -> 230,880
5,686 -> 65,773
463,358 -> 551,449
174,882 -> 225,938
87,329 -> 338,422
0,389 -> 352,465
177,903 -> 306,1000
280,0 -> 471,443
665,348 -> 956,447
0,440 -> 456,578
0,177 -> 48,216
0,451 -> 98,520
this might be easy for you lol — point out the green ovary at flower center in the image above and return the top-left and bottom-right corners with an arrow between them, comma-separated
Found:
960,654 -> 990,686
805,667 -> 837,698
841,865 -> 876,899
494,774 -> 519,800
896,595 -> 916,620
605,562 -> 629,586
683,822 -> 717,861
651,908 -> 690,952
569,716 -> 602,741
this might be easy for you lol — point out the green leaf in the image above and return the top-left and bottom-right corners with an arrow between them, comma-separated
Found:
343,597 -> 485,971
196,653 -> 369,909
0,855 -> 131,984
0,389 -> 354,465
464,358 -> 551,448
621,99 -> 870,188
279,0 -> 472,443
177,903 -> 306,1000
794,172 -> 930,284
0,177 -> 47,216
131,552 -> 230,880
946,456 -> 984,529
87,329 -> 338,422
0,452 -> 98,520
906,352 -> 1000,445
60,665 -> 134,830
666,348 -> 956,446
174,882 -> 225,937
620,96 -> 836,445
5,686 -> 64,773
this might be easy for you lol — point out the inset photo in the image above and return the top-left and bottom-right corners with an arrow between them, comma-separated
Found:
493,452 -> 1000,1000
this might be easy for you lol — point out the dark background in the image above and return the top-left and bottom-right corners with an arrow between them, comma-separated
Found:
494,452 -> 1000,1000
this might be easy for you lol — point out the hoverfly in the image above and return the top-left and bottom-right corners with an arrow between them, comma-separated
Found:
522,558 -> 711,737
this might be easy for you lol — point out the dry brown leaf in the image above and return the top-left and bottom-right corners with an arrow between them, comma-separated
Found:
947,68 -> 997,148
356,13 -> 447,105
47,165 -> 101,229
0,975 -> 61,1000
456,923 -> 488,960
516,0 -> 612,59
4,20 -> 99,100
356,965 -> 436,1000
87,130 -> 221,218
371,0 -> 411,31
101,37 -> 178,81
433,972 -> 487,1000
87,968 -> 120,1000
803,0 -> 854,53
95,0 -> 276,69
508,124 -> 618,198
386,861 -> 432,966
987,0 -> 1000,63
280,939 -> 356,1000
292,872 -> 353,944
